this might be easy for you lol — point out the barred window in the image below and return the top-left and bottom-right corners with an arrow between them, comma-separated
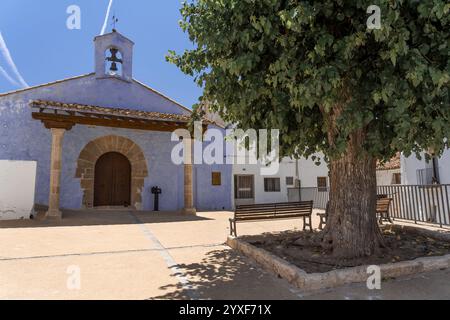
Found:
317,177 -> 328,192
286,176 -> 294,186
264,178 -> 281,192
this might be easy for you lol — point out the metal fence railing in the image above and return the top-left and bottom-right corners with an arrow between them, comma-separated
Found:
377,185 -> 450,227
296,185 -> 450,228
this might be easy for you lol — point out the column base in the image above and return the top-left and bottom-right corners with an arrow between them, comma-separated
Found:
45,209 -> 62,220
182,207 -> 197,216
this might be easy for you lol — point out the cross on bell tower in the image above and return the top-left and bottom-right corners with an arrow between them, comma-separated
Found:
111,14 -> 119,32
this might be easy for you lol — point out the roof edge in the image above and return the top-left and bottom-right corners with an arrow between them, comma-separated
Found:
0,73 -> 95,98
132,79 -> 193,114
0,74 -> 202,123
93,30 -> 135,45
376,166 -> 401,171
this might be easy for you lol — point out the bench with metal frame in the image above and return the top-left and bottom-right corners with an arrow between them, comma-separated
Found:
229,201 -> 313,237
377,197 -> 393,224
318,203 -> 329,230
317,198 -> 393,230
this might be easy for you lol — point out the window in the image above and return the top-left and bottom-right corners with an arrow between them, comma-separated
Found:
212,172 -> 221,186
391,173 -> 401,185
317,177 -> 328,192
234,175 -> 254,199
264,178 -> 281,192
286,176 -> 294,186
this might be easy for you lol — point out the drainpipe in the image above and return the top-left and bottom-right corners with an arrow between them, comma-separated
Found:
432,156 -> 439,184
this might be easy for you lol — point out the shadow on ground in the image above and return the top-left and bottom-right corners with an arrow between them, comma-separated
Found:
150,248 -> 297,300
0,209 -> 211,229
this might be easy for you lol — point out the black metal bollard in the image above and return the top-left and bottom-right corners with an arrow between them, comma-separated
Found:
151,186 -> 162,211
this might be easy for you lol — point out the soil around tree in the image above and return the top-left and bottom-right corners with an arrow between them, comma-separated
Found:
242,226 -> 450,273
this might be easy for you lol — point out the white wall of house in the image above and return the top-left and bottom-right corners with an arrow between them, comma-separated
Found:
231,154 -> 329,208
376,169 -> 401,186
297,157 -> 330,188
401,149 -> 450,185
0,161 -> 37,220
437,150 -> 450,184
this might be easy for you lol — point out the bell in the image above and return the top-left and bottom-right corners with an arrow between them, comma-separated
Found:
110,62 -> 118,72
105,47 -> 123,75
110,48 -> 119,58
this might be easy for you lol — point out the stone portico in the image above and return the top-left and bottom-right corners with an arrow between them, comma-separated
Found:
33,100 -> 198,219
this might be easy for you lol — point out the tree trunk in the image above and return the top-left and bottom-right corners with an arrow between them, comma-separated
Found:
322,131 -> 384,259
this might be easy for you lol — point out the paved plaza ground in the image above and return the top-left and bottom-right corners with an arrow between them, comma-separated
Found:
1,210 -> 450,300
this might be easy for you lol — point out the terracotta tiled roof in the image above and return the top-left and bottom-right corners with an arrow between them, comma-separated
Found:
377,153 -> 401,171
198,100 -> 227,128
30,100 -> 198,123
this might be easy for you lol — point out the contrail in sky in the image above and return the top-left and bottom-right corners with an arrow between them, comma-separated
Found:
0,31 -> 29,88
0,64 -> 20,87
100,0 -> 114,35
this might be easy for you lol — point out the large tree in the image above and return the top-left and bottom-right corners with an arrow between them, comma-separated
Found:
168,0 -> 450,258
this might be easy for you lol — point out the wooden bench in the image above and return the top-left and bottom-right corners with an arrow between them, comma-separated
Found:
318,203 -> 329,230
229,201 -> 313,237
377,198 -> 393,224
317,198 -> 393,229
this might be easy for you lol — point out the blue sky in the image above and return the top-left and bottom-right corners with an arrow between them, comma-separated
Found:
0,0 -> 201,108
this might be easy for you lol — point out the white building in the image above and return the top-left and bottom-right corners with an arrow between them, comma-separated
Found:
376,153 -> 401,186
0,161 -> 37,220
377,151 -> 450,226
202,108 -> 330,208
375,149 -> 450,186
231,155 -> 329,208
401,150 -> 450,185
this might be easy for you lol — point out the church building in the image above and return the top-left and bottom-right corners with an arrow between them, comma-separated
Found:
0,30 -> 232,219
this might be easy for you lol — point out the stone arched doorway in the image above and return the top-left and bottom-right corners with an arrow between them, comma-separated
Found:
76,135 -> 148,209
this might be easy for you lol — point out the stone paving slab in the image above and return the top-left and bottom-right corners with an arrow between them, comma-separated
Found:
0,251 -> 178,300
0,213 -> 155,259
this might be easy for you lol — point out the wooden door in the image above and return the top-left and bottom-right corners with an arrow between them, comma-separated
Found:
94,152 -> 131,207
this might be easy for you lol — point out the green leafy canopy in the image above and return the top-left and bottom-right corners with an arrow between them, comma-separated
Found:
168,0 -> 450,161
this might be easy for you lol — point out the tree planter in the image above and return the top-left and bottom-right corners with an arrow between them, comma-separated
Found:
227,225 -> 450,291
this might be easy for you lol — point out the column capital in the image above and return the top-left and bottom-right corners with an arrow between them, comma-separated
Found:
50,127 -> 67,136
44,120 -> 74,131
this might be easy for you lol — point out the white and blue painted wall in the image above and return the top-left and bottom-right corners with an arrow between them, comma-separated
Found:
0,31 -> 232,213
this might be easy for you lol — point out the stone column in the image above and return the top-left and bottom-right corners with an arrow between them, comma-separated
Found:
46,128 -> 66,219
182,138 -> 196,215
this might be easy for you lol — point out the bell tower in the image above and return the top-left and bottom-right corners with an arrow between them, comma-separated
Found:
94,30 -> 134,82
